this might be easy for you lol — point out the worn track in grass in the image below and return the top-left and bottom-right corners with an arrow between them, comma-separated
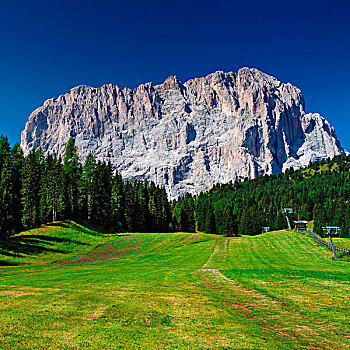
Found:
0,224 -> 349,349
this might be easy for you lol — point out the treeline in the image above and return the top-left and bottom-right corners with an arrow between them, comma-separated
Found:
0,136 -> 171,239
2,132 -> 350,239
172,154 -> 350,238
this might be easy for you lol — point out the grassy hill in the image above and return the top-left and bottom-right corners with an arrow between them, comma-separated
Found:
0,222 -> 349,349
0,221 -> 112,266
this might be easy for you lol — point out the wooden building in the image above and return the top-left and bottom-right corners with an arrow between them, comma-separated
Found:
293,221 -> 308,231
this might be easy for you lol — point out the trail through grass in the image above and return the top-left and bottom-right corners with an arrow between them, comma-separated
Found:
0,223 -> 349,349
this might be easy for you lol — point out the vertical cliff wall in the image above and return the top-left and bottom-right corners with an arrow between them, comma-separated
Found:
21,67 -> 346,199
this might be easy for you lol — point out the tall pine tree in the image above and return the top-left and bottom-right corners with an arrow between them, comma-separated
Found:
63,138 -> 80,221
21,151 -> 41,229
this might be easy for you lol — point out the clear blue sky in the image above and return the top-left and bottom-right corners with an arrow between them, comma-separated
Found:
1,0 -> 349,149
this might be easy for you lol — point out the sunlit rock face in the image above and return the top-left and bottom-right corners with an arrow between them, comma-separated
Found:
21,67 -> 347,199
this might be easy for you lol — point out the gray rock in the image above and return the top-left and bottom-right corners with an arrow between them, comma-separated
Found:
21,67 -> 347,199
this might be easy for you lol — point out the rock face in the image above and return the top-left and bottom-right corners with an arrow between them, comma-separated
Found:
21,67 -> 347,199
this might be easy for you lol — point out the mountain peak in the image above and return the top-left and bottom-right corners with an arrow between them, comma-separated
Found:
21,68 -> 347,199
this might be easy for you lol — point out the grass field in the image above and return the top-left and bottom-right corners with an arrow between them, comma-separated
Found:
0,222 -> 349,349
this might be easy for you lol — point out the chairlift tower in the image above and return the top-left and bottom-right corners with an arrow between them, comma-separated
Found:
282,208 -> 293,230
262,227 -> 270,234
322,226 -> 341,260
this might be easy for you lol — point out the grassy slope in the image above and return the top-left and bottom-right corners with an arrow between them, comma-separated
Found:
0,224 -> 349,349
0,221 -> 112,266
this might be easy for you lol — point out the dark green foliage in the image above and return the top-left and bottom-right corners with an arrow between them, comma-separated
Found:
172,154 -> 350,237
111,171 -> 124,226
1,133 -> 350,238
39,155 -> 65,223
0,135 -> 11,173
8,143 -> 23,233
79,153 -> 97,223
63,138 -> 81,221
171,194 -> 195,232
238,207 -> 264,236
21,151 -> 41,229
0,158 -> 16,238
91,161 -> 113,229
0,137 -> 172,238
122,180 -> 171,232
0,140 -> 24,238
204,202 -> 216,234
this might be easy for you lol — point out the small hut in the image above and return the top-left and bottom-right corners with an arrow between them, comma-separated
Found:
293,221 -> 308,231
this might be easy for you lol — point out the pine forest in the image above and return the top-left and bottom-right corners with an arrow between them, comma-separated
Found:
0,134 -> 349,239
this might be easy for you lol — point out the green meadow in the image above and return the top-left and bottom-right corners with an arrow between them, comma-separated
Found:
0,222 -> 349,349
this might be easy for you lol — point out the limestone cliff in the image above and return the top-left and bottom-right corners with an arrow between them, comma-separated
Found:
21,67 -> 347,199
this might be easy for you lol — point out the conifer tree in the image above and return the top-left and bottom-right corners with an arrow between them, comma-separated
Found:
92,161 -> 113,229
0,158 -> 16,239
158,186 -> 171,232
63,138 -> 80,220
148,193 -> 158,232
111,170 -> 124,228
123,181 -> 138,231
40,155 -> 65,223
0,134 -> 11,173
79,153 -> 96,223
10,143 -> 24,232
177,194 -> 195,232
136,181 -> 149,232
204,202 -> 216,234
344,201 -> 350,238
334,199 -> 346,236
222,207 -> 237,236
274,210 -> 287,231
21,151 -> 41,229
195,196 -> 207,232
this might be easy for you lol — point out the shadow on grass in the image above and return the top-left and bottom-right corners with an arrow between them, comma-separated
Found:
0,250 -> 23,257
17,235 -> 89,246
0,239 -> 68,258
0,220 -> 111,266
0,260 -> 17,266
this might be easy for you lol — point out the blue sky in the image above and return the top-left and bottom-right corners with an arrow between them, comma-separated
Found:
1,0 -> 349,149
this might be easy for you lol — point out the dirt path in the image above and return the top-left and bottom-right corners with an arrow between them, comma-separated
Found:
202,238 -> 228,270
196,239 -> 343,350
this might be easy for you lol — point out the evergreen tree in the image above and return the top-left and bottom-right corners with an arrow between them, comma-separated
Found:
0,134 -> 11,173
334,199 -> 346,236
222,207 -> 237,236
21,151 -> 41,229
158,186 -> 171,232
148,193 -> 158,232
0,158 -> 16,239
178,194 -> 195,232
92,161 -> 113,229
344,201 -> 350,238
204,203 -> 216,234
10,143 -> 24,232
123,181 -> 138,231
136,181 -> 149,232
63,138 -> 80,220
195,197 -> 208,232
79,153 -> 96,223
238,207 -> 263,236
40,155 -> 65,223
111,170 -> 124,228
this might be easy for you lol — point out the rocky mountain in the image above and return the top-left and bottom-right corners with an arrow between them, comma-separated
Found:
21,67 -> 347,199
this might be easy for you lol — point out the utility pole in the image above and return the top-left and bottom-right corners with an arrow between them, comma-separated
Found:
282,208 -> 293,230
322,226 -> 341,260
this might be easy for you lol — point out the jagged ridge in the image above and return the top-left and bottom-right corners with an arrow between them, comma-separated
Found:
21,67 -> 347,199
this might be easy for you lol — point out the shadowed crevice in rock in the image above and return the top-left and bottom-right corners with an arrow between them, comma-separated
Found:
21,67 -> 347,199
